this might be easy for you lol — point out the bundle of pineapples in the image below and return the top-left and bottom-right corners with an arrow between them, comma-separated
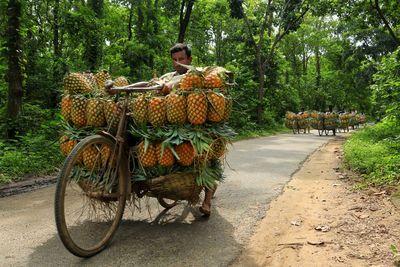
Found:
310,111 -> 323,129
324,112 -> 339,129
339,112 -> 350,129
296,111 -> 310,129
59,70 -> 129,158
129,66 -> 235,189
284,111 -> 296,129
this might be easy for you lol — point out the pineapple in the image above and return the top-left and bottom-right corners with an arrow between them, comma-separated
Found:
114,76 -> 129,87
210,138 -> 226,159
179,71 -> 203,91
207,92 -> 225,123
71,95 -> 88,127
156,143 -> 175,167
104,99 -> 122,131
175,142 -> 195,166
86,98 -> 106,127
204,66 -> 229,89
59,135 -> 77,156
187,92 -> 207,125
83,145 -> 100,170
129,95 -> 148,124
63,73 -> 93,95
138,141 -> 157,168
94,70 -> 112,92
81,72 -> 97,89
223,96 -> 232,121
100,144 -> 115,168
204,74 -> 223,89
61,95 -> 73,123
148,96 -> 167,127
166,93 -> 187,124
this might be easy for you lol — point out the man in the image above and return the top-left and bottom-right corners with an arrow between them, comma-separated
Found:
159,43 -> 192,94
160,43 -> 216,217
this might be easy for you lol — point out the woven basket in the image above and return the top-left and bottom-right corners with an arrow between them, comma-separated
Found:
146,172 -> 202,204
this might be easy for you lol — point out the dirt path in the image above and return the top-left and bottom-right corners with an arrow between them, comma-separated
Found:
232,136 -> 400,267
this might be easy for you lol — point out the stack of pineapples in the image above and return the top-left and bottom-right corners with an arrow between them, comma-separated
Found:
59,70 -> 129,159
284,111 -> 296,129
324,112 -> 339,129
310,111 -> 323,130
339,112 -> 350,129
129,66 -> 235,189
297,111 -> 310,129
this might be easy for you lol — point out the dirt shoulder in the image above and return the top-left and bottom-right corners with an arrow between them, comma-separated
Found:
232,136 -> 400,267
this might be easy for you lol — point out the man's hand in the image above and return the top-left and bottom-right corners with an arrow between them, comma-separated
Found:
160,81 -> 173,95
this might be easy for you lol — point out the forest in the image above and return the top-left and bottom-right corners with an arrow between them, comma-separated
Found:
0,0 -> 399,184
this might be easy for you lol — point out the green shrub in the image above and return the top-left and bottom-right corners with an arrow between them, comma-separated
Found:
0,107 -> 64,184
343,119 -> 400,185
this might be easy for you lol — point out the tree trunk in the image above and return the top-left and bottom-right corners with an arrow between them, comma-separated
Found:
52,0 -> 62,108
128,1 -> 134,41
315,47 -> 321,88
371,0 -> 400,46
256,53 -> 265,124
6,0 -> 24,140
178,0 -> 195,43
86,0 -> 104,71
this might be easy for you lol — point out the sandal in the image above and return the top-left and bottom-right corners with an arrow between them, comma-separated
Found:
199,205 -> 211,217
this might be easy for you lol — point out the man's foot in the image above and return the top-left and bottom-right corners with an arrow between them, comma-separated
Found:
199,204 -> 211,217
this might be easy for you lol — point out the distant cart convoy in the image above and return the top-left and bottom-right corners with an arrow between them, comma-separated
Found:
284,111 -> 367,136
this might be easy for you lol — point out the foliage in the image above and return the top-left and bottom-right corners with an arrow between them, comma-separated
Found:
0,0 -> 399,183
0,124 -> 64,184
343,119 -> 400,186
371,47 -> 400,122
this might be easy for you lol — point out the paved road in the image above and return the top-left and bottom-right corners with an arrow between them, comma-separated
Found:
0,132 -> 333,266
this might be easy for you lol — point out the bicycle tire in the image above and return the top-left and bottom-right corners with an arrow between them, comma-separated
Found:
55,135 -> 128,257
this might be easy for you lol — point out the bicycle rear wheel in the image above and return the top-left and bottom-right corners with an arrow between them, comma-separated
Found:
55,135 -> 128,257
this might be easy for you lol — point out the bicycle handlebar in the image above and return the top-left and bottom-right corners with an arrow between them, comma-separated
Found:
105,80 -> 163,94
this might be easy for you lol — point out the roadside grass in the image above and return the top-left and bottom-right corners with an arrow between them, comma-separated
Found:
0,134 -> 64,185
343,118 -> 400,186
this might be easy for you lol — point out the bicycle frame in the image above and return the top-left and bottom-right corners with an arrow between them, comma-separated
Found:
103,80 -> 163,195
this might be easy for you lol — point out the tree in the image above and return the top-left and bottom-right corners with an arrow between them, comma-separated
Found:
241,0 -> 309,124
5,0 -> 23,139
85,0 -> 104,71
178,0 -> 195,42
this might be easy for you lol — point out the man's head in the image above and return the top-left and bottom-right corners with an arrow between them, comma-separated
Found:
170,43 -> 192,74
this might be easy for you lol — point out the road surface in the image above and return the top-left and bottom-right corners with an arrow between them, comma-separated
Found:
0,132 -> 333,266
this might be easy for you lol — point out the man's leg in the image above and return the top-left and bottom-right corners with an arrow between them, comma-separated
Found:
199,186 -> 217,216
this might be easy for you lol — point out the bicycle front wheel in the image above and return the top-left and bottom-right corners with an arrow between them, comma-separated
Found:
55,135 -> 129,257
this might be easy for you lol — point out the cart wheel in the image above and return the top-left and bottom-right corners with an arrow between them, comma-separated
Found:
157,196 -> 178,209
55,135 -> 128,258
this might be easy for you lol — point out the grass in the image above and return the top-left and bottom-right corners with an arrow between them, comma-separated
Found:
343,119 -> 400,186
0,134 -> 64,185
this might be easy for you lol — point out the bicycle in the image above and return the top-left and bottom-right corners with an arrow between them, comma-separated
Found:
54,80 -> 201,258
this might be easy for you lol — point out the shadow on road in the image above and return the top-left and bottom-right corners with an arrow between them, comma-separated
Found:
28,204 -> 249,266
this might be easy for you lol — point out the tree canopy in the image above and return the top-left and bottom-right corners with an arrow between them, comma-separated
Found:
1,0 -> 399,138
